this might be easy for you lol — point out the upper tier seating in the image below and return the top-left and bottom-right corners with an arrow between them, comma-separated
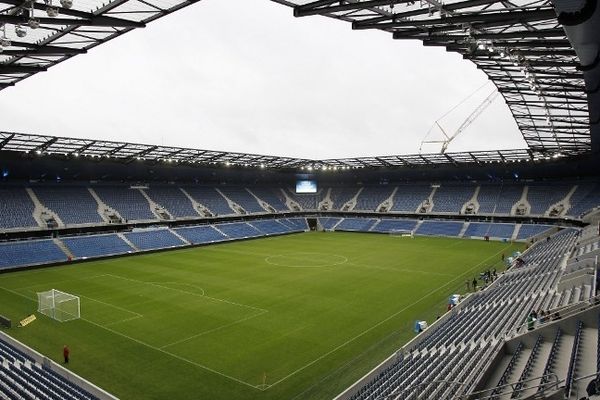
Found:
173,225 -> 228,244
33,186 -> 103,225
93,186 -> 155,221
416,221 -> 464,236
0,186 -> 37,229
248,188 -> 289,212
183,186 -> 234,216
431,185 -> 475,213
391,185 -> 431,212
463,222 -> 515,239
287,190 -> 320,210
370,219 -> 418,233
478,184 -> 523,214
145,186 -> 198,218
527,183 -> 572,215
124,230 -> 185,251
218,187 -> 265,213
335,218 -> 377,232
0,240 -> 66,270
62,234 -> 133,258
568,182 -> 600,217
517,224 -> 554,240
330,187 -> 360,209
354,186 -> 395,211
215,222 -> 262,239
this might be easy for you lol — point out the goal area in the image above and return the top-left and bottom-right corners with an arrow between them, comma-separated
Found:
37,289 -> 80,322
389,229 -> 415,238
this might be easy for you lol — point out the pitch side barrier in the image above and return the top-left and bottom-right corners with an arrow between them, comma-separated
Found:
0,229 -> 305,275
0,331 -> 118,400
0,209 -> 585,241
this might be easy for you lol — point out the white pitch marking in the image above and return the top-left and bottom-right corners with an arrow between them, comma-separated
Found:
264,252 -> 348,268
264,245 -> 512,389
103,273 -> 267,313
0,285 -> 264,390
160,309 -> 268,350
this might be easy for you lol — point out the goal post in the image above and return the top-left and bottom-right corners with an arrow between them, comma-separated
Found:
37,289 -> 80,322
389,229 -> 415,238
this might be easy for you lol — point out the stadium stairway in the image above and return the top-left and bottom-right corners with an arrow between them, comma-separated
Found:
169,228 -> 191,245
53,238 -> 74,259
117,233 -> 139,251
471,305 -> 600,400
26,188 -> 64,228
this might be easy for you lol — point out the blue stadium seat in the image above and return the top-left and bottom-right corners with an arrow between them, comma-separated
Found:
416,221 -> 464,236
33,185 -> 103,225
62,234 -> 133,258
124,230 -> 185,251
218,187 -> 265,213
183,186 -> 235,216
93,186 -> 156,221
145,186 -> 199,218
173,225 -> 228,244
0,186 -> 37,229
0,240 -> 66,270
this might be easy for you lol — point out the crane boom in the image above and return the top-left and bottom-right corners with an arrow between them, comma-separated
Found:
420,88 -> 499,154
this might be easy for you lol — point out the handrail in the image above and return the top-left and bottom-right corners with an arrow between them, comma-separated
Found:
466,373 -> 561,400
572,371 -> 600,399
374,379 -> 466,400
506,294 -> 600,339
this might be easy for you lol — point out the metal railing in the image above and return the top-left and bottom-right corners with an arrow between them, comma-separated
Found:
506,294 -> 600,339
374,380 -> 466,400
572,371 -> 600,399
465,373 -> 561,400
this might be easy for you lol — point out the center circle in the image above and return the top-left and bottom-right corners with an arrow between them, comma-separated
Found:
265,252 -> 348,268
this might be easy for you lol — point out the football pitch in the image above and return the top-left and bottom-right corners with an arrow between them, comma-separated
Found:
0,232 -> 523,400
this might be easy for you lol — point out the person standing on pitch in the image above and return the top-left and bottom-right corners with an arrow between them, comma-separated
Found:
63,345 -> 70,364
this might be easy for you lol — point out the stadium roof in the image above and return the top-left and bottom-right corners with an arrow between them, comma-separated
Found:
0,0 -> 594,158
0,131 -> 572,169
272,0 -> 590,156
0,0 -> 198,87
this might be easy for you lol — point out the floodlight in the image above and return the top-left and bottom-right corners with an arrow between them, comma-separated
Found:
0,38 -> 10,47
15,25 -> 27,38
46,6 -> 59,17
60,0 -> 73,9
28,18 -> 40,29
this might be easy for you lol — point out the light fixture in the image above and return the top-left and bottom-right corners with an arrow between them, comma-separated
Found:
46,6 -> 58,17
15,25 -> 27,38
60,0 -> 73,9
28,18 -> 40,29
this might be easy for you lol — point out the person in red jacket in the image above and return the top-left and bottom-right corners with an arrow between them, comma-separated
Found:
63,345 -> 70,364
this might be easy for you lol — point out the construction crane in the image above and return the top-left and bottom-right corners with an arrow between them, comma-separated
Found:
420,87 -> 500,154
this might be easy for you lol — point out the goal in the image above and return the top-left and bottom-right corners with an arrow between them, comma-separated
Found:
389,229 -> 415,238
37,289 -> 80,322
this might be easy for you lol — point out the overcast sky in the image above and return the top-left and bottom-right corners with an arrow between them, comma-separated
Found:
0,0 -> 527,159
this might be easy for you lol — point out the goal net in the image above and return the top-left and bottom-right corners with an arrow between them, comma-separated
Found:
389,229 -> 415,238
37,289 -> 80,322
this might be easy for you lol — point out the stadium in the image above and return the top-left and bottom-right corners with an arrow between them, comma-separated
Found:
0,0 -> 599,399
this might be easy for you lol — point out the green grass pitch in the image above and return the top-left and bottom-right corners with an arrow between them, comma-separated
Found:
0,232 -> 523,400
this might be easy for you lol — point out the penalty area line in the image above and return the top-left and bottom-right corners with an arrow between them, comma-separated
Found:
0,285 -> 264,391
